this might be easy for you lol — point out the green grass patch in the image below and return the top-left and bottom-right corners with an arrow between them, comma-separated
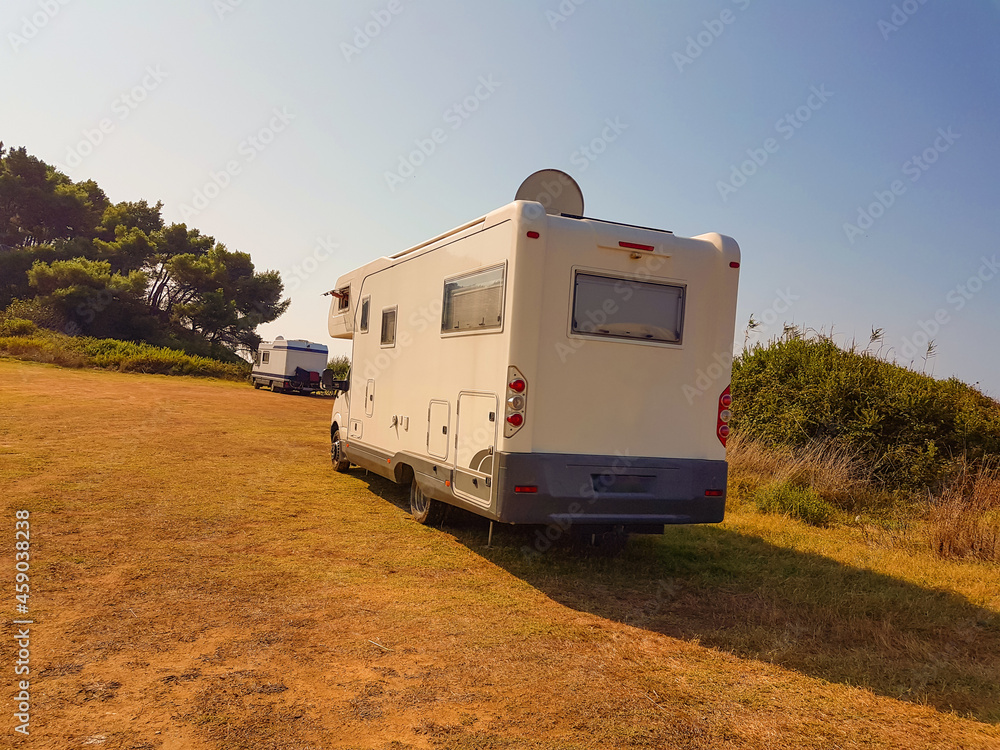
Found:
750,481 -> 836,526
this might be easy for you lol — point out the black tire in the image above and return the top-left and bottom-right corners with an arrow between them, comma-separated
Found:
331,428 -> 350,472
253,380 -> 262,389
409,476 -> 446,525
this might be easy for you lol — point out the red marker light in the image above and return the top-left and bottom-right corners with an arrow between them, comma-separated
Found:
514,485 -> 538,494
721,393 -> 732,408
705,489 -> 724,497
527,231 -> 540,239
719,425 -> 730,439
730,262 -> 740,268
508,379 -> 526,393
619,241 -> 655,252
506,413 -> 524,427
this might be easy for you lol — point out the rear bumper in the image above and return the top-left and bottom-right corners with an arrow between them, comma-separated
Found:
495,452 -> 726,526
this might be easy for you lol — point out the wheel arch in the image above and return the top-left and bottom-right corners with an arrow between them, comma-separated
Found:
394,462 -> 414,486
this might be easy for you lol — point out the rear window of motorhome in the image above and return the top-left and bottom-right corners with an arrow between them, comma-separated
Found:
441,265 -> 505,334
381,307 -> 397,347
360,297 -> 370,333
572,273 -> 685,344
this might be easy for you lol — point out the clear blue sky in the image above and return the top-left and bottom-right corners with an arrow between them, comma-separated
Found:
4,0 -> 999,395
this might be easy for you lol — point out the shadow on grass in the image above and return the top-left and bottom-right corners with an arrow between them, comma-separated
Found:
354,472 -> 1000,724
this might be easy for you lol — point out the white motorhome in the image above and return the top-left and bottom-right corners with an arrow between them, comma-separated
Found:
252,337 -> 329,393
326,171 -> 740,538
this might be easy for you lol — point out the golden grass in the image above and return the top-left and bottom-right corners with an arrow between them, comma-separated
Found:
2,358 -> 1000,749
730,431 -> 1000,561
929,460 -> 1000,562
727,431 -> 866,501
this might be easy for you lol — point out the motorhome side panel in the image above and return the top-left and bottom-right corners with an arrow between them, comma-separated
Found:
251,343 -> 288,384
343,220 -> 517,514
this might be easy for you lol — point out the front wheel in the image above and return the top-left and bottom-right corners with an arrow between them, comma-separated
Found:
331,428 -> 350,472
409,476 -> 446,525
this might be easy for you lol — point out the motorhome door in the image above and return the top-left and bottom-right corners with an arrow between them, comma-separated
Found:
453,391 -> 497,508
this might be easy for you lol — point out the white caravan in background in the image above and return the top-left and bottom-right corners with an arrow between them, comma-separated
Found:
252,337 -> 328,393
325,170 -> 740,538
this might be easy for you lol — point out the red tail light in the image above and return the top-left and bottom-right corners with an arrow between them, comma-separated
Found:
505,366 -> 527,436
717,386 -> 732,447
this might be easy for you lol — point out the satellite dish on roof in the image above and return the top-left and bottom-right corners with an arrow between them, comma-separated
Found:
515,169 -> 584,216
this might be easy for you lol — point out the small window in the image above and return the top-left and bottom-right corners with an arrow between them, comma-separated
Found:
254,351 -> 260,366
336,286 -> 350,311
380,307 -> 397,347
572,273 -> 685,344
441,265 -> 505,334
262,351 -> 270,364
359,296 -> 370,333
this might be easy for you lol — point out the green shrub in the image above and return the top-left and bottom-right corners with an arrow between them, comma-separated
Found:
326,354 -> 350,379
0,317 -> 38,337
0,328 -> 249,380
751,481 -> 836,526
732,336 -> 1000,490
0,334 -> 88,367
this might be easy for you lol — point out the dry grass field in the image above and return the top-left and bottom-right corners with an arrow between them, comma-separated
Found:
2,358 -> 1000,749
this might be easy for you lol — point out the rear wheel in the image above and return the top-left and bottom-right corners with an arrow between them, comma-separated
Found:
410,476 -> 446,525
331,428 -> 350,472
